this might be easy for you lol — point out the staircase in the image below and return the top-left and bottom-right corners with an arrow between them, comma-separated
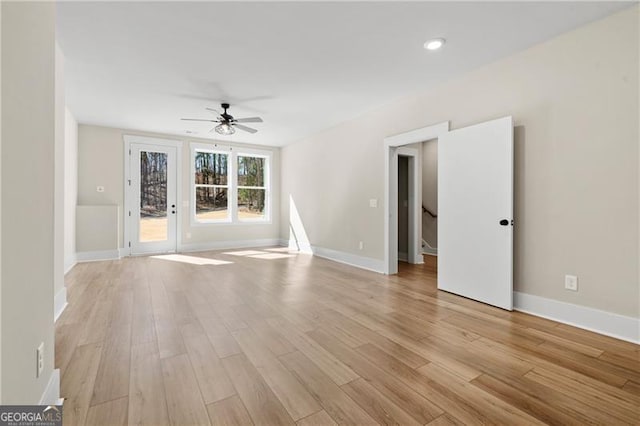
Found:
422,239 -> 437,256
422,204 -> 438,255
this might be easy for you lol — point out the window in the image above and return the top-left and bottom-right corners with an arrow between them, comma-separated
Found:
194,150 -> 230,222
191,143 -> 271,224
237,155 -> 267,221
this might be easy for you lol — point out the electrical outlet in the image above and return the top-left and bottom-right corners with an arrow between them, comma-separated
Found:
36,342 -> 44,378
565,275 -> 578,291
369,199 -> 378,208
96,186 -> 105,193
358,241 -> 364,250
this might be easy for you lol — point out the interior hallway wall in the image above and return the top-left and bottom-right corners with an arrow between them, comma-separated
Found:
54,44 -> 65,310
64,109 -> 78,272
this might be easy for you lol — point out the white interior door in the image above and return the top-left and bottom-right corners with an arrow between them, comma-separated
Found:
130,143 -> 178,255
438,116 -> 513,310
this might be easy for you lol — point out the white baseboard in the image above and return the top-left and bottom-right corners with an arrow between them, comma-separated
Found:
398,251 -> 408,262
281,239 -> 385,273
180,238 -> 281,253
281,238 -> 313,254
39,369 -> 62,406
514,292 -> 640,344
313,246 -> 385,273
54,287 -> 67,322
63,254 -> 77,275
76,249 -> 120,262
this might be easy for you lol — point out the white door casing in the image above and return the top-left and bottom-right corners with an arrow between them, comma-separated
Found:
384,121 -> 449,274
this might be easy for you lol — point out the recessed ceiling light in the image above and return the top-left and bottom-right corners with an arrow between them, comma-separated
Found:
424,38 -> 445,51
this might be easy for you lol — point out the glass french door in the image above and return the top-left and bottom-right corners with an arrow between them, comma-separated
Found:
130,143 -> 178,254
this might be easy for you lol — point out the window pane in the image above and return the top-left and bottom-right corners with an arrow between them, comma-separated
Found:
237,156 -> 265,187
196,187 -> 228,221
195,152 -> 228,185
238,188 -> 266,220
140,151 -> 168,242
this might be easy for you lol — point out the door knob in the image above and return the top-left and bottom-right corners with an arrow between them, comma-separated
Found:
499,219 -> 509,226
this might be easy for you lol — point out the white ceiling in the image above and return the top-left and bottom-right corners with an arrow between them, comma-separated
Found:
57,1 -> 631,147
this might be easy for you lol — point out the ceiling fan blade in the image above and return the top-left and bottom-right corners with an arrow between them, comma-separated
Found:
181,118 -> 218,122
205,107 -> 220,114
233,123 -> 258,134
234,117 -> 263,123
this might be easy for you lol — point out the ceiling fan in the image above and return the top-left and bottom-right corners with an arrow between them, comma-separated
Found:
181,103 -> 263,135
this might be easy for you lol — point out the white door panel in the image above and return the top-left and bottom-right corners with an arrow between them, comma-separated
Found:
130,143 -> 178,255
438,116 -> 513,310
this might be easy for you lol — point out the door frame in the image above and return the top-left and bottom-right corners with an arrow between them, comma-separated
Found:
383,121 -> 449,275
123,135 -> 183,257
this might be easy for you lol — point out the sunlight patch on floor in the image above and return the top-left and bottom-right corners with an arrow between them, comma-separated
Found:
266,247 -> 300,254
151,254 -> 233,266
249,253 -> 296,260
223,250 -> 269,256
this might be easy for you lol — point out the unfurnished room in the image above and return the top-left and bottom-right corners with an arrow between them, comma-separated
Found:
1,1 -> 639,425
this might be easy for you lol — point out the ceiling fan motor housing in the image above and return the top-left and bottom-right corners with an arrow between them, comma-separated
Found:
220,103 -> 233,121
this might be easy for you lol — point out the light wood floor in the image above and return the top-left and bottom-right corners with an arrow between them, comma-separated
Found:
57,248 -> 640,425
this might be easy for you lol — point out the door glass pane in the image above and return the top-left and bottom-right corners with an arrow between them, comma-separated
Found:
196,187 -> 228,220
139,151 -> 168,242
238,189 -> 266,220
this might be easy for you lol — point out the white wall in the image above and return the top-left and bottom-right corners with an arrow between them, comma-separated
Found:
1,2 -> 57,403
64,109 -> 78,272
281,7 -> 639,318
76,125 -> 281,254
422,139 -> 437,249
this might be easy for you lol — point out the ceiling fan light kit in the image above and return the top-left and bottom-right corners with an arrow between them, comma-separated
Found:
215,122 -> 235,135
181,102 -> 263,136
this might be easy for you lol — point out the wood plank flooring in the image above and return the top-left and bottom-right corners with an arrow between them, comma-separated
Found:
57,248 -> 640,425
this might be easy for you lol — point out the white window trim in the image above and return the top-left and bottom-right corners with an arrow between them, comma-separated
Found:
190,142 -> 272,227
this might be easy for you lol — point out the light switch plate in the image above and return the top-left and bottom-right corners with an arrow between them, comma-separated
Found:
369,199 -> 378,208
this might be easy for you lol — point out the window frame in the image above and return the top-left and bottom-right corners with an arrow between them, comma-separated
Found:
236,149 -> 271,223
190,143 -> 272,226
191,143 -> 233,225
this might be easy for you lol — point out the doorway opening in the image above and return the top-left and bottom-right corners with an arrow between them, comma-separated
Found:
397,140 -> 438,268
384,122 -> 448,275
397,155 -> 410,263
